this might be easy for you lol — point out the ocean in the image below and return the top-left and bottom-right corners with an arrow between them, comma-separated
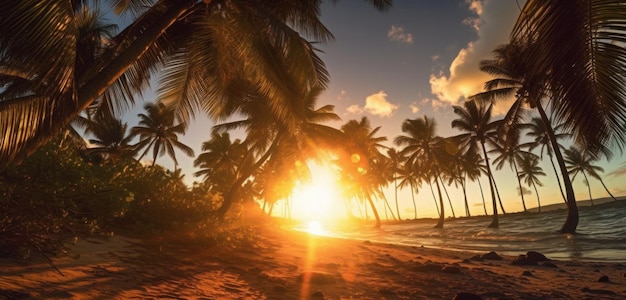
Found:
295,199 -> 626,262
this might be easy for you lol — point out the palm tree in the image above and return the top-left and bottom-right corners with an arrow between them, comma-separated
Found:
490,134 -> 537,212
338,117 -> 388,228
470,41 -> 582,233
451,100 -> 502,228
82,114 -> 137,163
193,132 -> 248,194
510,2 -> 626,233
524,117 -> 570,203
0,0 -> 392,170
213,85 -> 342,216
563,146 -> 618,204
517,153 -> 546,213
395,116 -> 449,228
396,160 -> 421,219
131,102 -> 194,168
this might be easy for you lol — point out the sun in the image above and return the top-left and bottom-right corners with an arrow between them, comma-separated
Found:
289,163 -> 344,222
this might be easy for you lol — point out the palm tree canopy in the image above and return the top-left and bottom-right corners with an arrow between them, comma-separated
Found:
512,0 -> 626,153
0,0 -> 392,169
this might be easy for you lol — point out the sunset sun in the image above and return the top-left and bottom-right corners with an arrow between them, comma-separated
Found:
289,163 -> 344,223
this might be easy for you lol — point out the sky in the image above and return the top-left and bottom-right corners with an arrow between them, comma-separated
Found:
120,0 -> 626,220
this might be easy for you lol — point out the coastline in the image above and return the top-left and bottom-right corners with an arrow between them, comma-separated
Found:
1,223 -> 625,299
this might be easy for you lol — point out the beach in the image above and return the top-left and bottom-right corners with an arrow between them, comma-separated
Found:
1,223 -> 625,300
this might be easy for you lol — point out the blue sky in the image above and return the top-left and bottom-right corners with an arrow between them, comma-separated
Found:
119,0 -> 626,219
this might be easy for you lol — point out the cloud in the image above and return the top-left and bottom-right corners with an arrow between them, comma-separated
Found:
346,104 -> 363,114
410,102 -> 420,114
517,186 -> 531,196
364,90 -> 398,117
463,0 -> 484,32
429,0 -> 524,113
387,25 -> 414,44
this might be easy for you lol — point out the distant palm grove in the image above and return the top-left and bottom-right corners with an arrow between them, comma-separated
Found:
2,0 -> 626,259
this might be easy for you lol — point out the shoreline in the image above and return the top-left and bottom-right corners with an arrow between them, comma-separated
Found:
1,223 -> 625,299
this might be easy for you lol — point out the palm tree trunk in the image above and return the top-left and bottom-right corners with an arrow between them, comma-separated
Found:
548,152 -> 567,203
581,172 -> 594,206
598,178 -> 618,201
394,176 -> 402,221
477,179 -> 488,216
434,173 -> 445,229
366,195 -> 381,229
428,181 -> 441,217
480,141 -> 499,228
492,174 -> 507,214
410,183 -> 418,219
532,181 -> 541,213
461,177 -> 471,217
513,161 -> 527,212
381,194 -> 397,221
438,174 -> 456,218
536,103 -> 578,233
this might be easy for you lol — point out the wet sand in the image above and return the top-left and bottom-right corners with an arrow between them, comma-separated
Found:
1,223 -> 625,299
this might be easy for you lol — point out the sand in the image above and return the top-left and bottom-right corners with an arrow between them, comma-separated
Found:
1,222 -> 625,300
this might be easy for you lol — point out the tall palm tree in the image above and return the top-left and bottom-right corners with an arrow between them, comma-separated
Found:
0,0 -> 392,170
338,117 -> 388,229
131,102 -> 194,168
451,100 -> 502,228
517,153 -> 546,213
395,116 -> 449,228
524,117 -> 570,203
510,1 -> 626,233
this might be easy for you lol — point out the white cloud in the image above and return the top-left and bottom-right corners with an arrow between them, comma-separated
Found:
429,0 -> 524,114
387,25 -> 414,44
346,104 -> 363,114
364,90 -> 398,117
410,102 -> 420,114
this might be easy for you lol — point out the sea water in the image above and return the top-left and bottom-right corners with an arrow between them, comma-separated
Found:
297,199 -> 626,262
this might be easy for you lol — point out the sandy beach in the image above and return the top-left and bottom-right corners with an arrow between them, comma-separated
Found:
1,222 -> 625,300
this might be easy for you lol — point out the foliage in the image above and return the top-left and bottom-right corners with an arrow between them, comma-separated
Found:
0,132 -> 219,261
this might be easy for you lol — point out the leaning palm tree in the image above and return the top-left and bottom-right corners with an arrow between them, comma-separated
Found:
510,1 -> 626,233
517,153 -> 546,213
395,116 -> 449,228
451,100 -> 502,228
0,0 -> 392,170
131,102 -> 194,168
